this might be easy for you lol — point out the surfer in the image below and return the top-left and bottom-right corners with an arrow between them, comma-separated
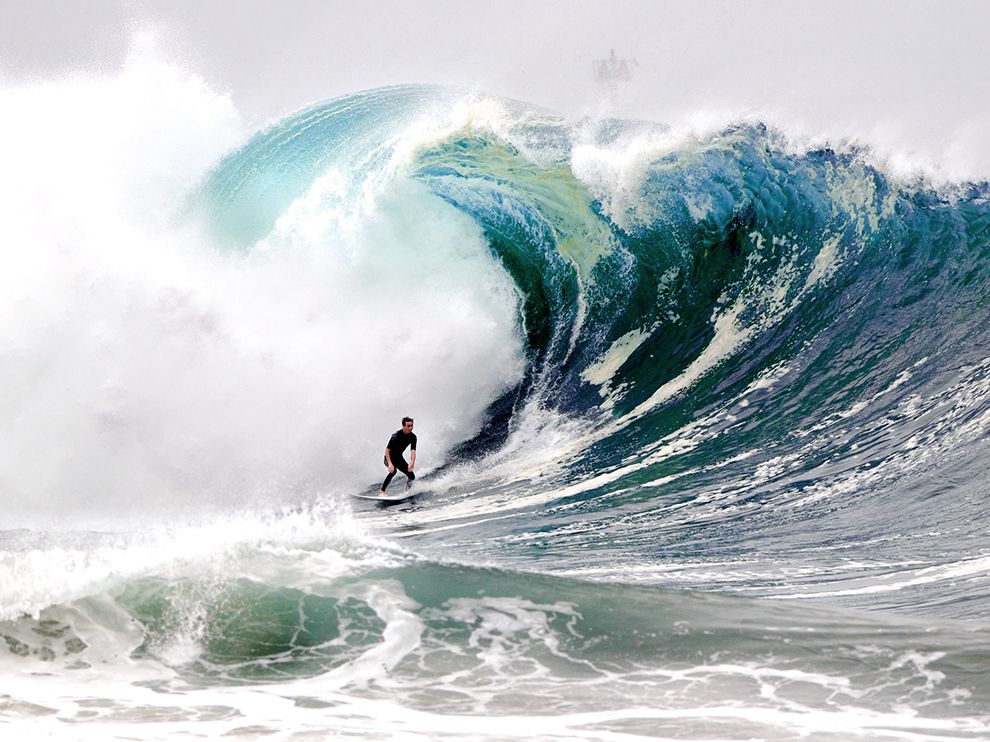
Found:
380,416 -> 417,495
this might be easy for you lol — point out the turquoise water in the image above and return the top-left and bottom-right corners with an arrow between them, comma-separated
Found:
3,85 -> 990,740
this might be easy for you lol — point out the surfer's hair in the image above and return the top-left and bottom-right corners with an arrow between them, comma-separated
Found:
402,416 -> 414,425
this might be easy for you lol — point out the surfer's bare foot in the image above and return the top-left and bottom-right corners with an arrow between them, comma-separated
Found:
379,490 -> 387,497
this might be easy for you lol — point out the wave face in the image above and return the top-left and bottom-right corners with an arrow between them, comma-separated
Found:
5,84 -> 990,740
198,86 -> 990,610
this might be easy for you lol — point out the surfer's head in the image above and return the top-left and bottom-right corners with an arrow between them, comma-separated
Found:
402,416 -> 414,432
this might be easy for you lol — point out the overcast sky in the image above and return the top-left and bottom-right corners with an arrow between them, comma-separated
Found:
3,0 -> 988,177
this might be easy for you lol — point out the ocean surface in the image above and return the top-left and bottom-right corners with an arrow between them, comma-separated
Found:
3,83 -> 990,740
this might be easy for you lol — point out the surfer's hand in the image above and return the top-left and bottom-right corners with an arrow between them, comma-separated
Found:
388,464 -> 395,473
409,465 -> 414,472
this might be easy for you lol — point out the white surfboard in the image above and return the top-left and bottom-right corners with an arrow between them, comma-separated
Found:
351,491 -> 416,504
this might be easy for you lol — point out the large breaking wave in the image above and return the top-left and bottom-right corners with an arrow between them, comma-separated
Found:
4,80 -> 990,740
196,85 -> 990,614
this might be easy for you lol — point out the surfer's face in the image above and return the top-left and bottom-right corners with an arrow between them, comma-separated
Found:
403,421 -> 414,432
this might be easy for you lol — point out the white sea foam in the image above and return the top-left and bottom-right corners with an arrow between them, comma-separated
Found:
0,44 -> 524,530
0,496 -> 401,621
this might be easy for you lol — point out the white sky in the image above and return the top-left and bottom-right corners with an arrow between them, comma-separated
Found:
3,0 -> 989,178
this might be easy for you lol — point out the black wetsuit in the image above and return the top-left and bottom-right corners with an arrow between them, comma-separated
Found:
382,429 -> 417,491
